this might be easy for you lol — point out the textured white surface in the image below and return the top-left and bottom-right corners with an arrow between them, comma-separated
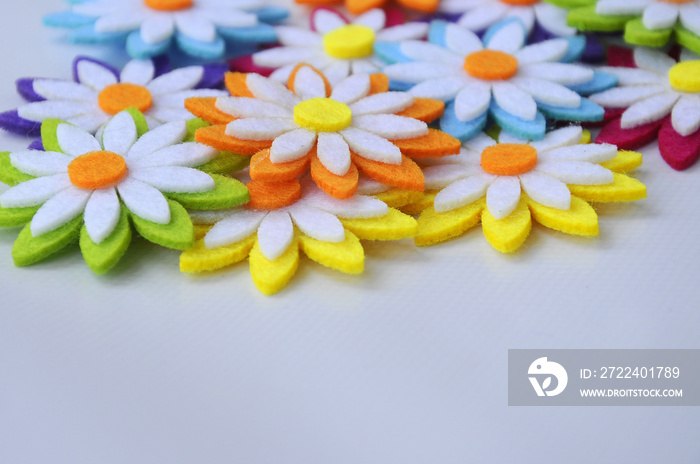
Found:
0,1 -> 699,464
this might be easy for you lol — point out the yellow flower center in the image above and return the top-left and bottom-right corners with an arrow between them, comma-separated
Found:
68,151 -> 128,190
481,144 -> 537,176
144,0 -> 193,11
323,25 -> 376,59
294,98 -> 352,132
668,61 -> 700,92
464,50 -> 519,81
98,83 -> 153,115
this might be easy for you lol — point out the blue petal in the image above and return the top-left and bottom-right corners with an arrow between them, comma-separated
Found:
490,102 -> 546,140
252,7 -> 289,24
175,34 -> 225,60
428,20 -> 449,47
538,98 -> 604,122
568,71 -> 618,95
43,11 -> 95,28
388,80 -> 414,91
560,35 -> 586,63
218,24 -> 277,43
441,102 -> 488,141
126,31 -> 171,59
374,42 -> 411,64
68,25 -> 127,44
483,18 -> 526,48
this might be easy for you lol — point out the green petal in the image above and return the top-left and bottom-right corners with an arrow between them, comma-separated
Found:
186,118 -> 210,142
0,205 -> 40,228
79,205 -> 132,274
0,152 -> 34,185
197,151 -> 251,175
624,18 -> 672,47
124,108 -> 149,137
130,199 -> 194,250
166,174 -> 250,210
543,0 -> 594,8
567,6 -> 633,32
12,214 -> 83,267
675,25 -> 700,56
40,119 -> 65,153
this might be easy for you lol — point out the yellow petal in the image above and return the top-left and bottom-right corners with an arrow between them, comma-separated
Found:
193,224 -> 212,241
528,195 -> 598,236
580,129 -> 591,145
415,198 -> 484,246
249,237 -> 300,295
180,235 -> 255,273
599,150 -> 643,174
400,190 -> 437,216
373,188 -> 424,209
298,230 -> 364,274
340,208 -> 417,240
569,173 -> 647,203
482,199 -> 531,253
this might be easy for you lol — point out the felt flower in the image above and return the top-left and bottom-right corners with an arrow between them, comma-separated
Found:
591,46 -> 700,170
0,56 -> 227,139
0,109 -> 249,274
294,0 -> 439,16
239,8 -> 429,85
411,126 -> 647,252
181,177 -> 417,295
43,0 -> 288,59
185,64 -> 460,203
377,19 -> 615,142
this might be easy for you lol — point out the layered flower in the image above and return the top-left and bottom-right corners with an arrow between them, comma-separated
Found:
293,0 -> 439,16
378,19 -> 614,141
186,64 -> 460,203
0,56 -> 227,138
590,46 -> 700,170
43,0 -> 288,59
181,177 -> 417,295
0,110 -> 249,273
411,126 -> 647,252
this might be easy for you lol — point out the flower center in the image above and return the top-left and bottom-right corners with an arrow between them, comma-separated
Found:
481,144 -> 537,176
144,0 -> 193,11
294,98 -> 352,132
464,50 -> 519,81
668,61 -> 700,92
68,151 -> 128,190
323,25 -> 376,59
98,83 -> 153,115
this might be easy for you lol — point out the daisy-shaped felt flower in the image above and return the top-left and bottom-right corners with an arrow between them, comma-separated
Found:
0,56 -> 227,138
591,46 -> 700,170
377,19 -> 615,141
185,64 -> 460,203
44,0 -> 288,59
410,126 -> 646,252
0,109 -> 249,274
181,177 -> 417,295
294,0 -> 438,15
234,8 -> 428,85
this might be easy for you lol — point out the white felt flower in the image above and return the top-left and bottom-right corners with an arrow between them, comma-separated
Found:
591,48 -> 700,135
596,0 -> 700,34
423,126 -> 617,217
252,8 -> 429,85
0,112 -> 217,243
17,57 -> 225,135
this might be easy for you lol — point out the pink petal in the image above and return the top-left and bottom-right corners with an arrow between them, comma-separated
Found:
659,117 -> 700,170
385,7 -> 405,27
595,116 -> 665,150
586,107 -> 626,128
229,55 -> 275,77
607,45 -> 636,68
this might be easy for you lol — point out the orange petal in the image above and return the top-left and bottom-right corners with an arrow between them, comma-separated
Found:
396,0 -> 439,12
351,154 -> 424,192
225,72 -> 254,97
287,64 -> 332,97
250,149 -> 311,182
347,0 -> 386,13
396,98 -> 444,123
368,73 -> 389,95
392,128 -> 461,158
195,125 -> 271,155
185,97 -> 234,125
310,152 -> 358,199
247,179 -> 302,210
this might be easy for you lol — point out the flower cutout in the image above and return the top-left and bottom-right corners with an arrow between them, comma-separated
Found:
0,56 -> 227,138
411,126 -> 647,252
238,8 -> 428,85
181,177 -> 417,295
44,0 -> 288,59
185,64 -> 460,203
591,46 -> 700,170
378,19 -> 615,141
294,0 -> 439,16
0,109 -> 249,274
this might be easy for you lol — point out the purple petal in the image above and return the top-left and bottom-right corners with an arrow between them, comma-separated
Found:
0,110 -> 42,137
16,78 -> 45,102
72,56 -> 120,84
28,138 -> 44,151
197,62 -> 228,89
151,54 -> 171,78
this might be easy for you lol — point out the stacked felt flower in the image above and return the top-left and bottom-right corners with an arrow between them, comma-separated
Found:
410,126 -> 647,252
377,19 -> 616,141
0,109 -> 249,274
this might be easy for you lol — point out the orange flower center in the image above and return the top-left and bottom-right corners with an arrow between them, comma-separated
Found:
464,50 -> 519,81
481,144 -> 537,176
144,0 -> 193,11
98,83 -> 153,115
68,151 -> 128,190
500,0 -> 540,5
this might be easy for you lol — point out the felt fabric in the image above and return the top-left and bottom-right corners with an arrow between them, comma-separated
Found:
44,0 -> 287,59
0,110 -> 249,273
294,0 -> 439,15
411,127 -> 646,252
0,56 -> 227,138
379,19 -> 612,142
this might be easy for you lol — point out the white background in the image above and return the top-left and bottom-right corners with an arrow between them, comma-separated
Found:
0,1 -> 698,463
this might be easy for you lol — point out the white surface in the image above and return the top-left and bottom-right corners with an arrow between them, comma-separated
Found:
0,2 -> 699,463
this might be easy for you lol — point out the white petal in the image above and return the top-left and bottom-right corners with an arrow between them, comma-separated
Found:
202,8 -> 257,28
383,62 -> 463,83
498,131 -> 529,144
144,106 -> 193,123
320,60 -> 350,86
642,2 -> 679,30
18,101 -> 98,122
315,132 -> 351,176
620,92 -> 680,128
204,209 -> 266,249
596,66 -> 666,85
84,188 -> 120,244
507,6 -> 536,32
349,92 -> 414,115
226,118 -> 298,141
288,203 -> 345,242
275,26 -> 322,46
174,12 -> 216,42
94,11 -> 144,33
434,174 -> 493,213
408,76 -> 469,101
120,59 -> 156,86
147,67 -> 204,96
351,59 -> 381,75
340,127 -> 402,164
375,23 -> 429,42
400,41 -> 464,66
32,80 -> 97,102
312,9 -> 346,34
455,81 -> 492,122
56,123 -> 101,157
352,114 -> 427,140
423,164 -> 478,189
356,175 -> 390,195
330,74 -> 371,104
257,210 -> 294,261
485,20 -> 525,54
117,177 -> 170,224
269,128 -> 317,163
519,171 -> 571,210
0,174 -> 71,208
457,3 -> 508,31
672,94 -> 700,136
302,188 -> 388,218
140,15 -> 175,45
73,1 -> 121,16
101,111 -> 138,155
511,77 -> 581,108
215,97 -> 291,118
130,142 -> 217,169
463,133 -> 498,153
127,120 -> 187,160
9,151 -> 71,176
30,186 -> 90,237
538,143 -> 618,163
67,113 -> 110,134
293,66 -> 328,100
514,39 -> 568,65
680,47 -> 700,62
492,81 -> 538,121
76,60 -> 118,91
131,166 -> 215,193
529,126 -> 583,152
253,47 -> 319,68
444,22 -> 484,55
634,46 -> 677,74
596,0 -> 649,15
440,0 -> 488,13
536,161 -> 613,185
589,85 -> 667,108
519,63 -> 594,86
154,88 -> 226,106
485,176 -> 522,220
245,73 -> 300,107
353,9 -> 386,31
680,4 -> 700,36
534,3 -> 577,37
